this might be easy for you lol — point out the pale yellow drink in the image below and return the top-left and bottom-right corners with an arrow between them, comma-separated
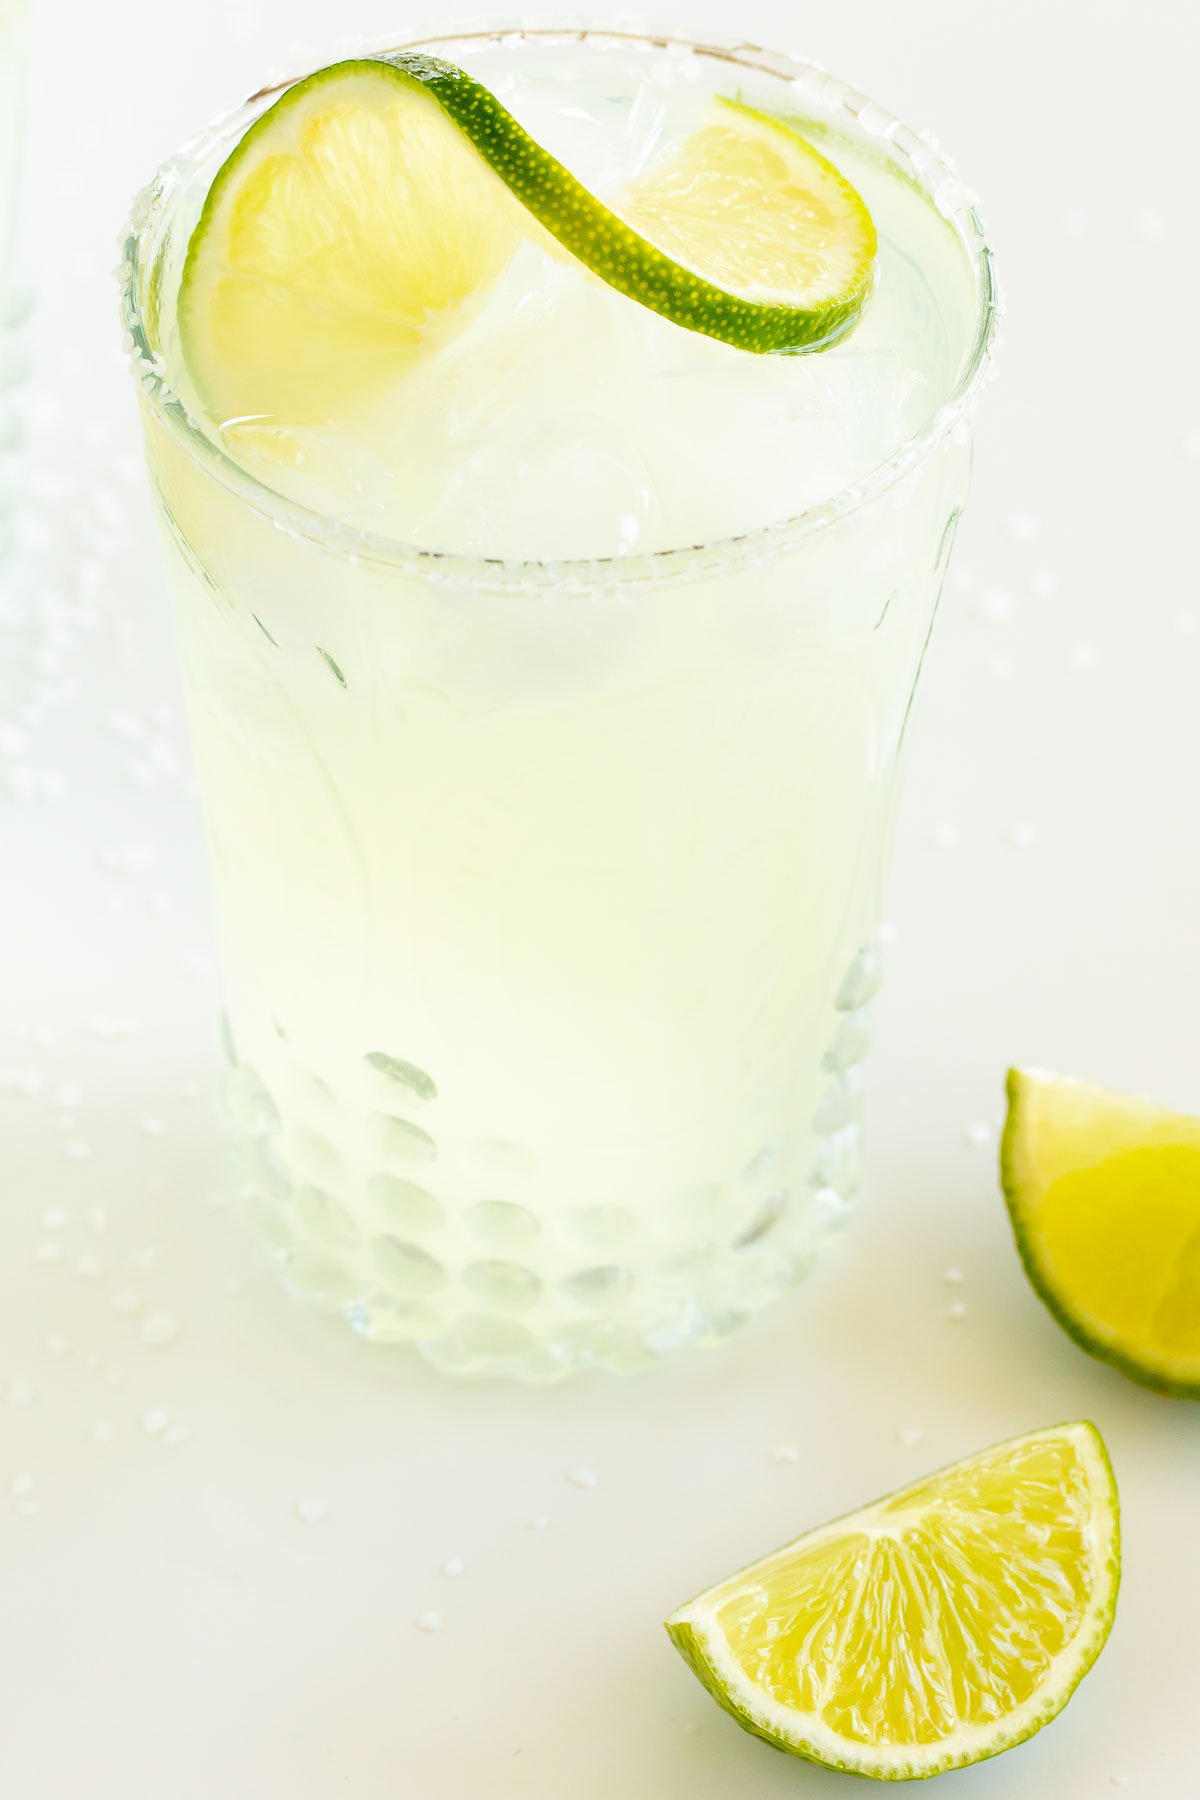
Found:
122,27 -> 995,1377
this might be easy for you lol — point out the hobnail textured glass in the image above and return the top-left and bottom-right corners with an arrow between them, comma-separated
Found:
120,22 -> 997,1380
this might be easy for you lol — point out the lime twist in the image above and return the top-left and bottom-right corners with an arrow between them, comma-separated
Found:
178,52 -> 877,424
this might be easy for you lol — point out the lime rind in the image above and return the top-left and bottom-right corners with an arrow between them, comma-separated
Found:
179,49 -> 878,422
1001,1068 -> 1200,1399
666,1422 -> 1120,1782
370,52 -> 874,355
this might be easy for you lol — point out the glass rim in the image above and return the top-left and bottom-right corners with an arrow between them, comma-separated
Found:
118,15 -> 999,592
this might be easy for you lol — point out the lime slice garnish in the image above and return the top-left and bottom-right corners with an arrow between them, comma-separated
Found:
666,1423 -> 1119,1781
178,53 -> 876,424
1003,1068 -> 1200,1396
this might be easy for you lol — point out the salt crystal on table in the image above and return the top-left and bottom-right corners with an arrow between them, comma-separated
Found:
947,1301 -> 969,1321
568,1466 -> 600,1490
293,1497 -> 328,1524
141,1409 -> 169,1436
962,1121 -> 994,1149
441,1557 -> 465,1578
977,587 -> 1014,622
141,1313 -> 180,1349
415,1610 -> 442,1633
772,1444 -> 800,1464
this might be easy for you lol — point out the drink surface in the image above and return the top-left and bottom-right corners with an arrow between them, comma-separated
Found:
131,29 -> 991,1377
158,30 -> 980,560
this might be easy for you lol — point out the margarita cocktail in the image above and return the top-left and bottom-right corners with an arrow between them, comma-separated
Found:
122,25 -> 995,1378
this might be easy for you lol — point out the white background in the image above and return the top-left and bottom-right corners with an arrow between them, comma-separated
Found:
3,3 -> 1199,1795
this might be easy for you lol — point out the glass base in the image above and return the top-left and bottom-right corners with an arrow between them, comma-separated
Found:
219,945 -> 879,1380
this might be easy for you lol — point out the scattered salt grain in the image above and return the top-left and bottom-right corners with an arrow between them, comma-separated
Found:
32,1242 -> 61,1267
962,1121 -> 994,1149
415,1610 -> 442,1633
294,1497 -> 328,1524
141,1409 -> 169,1437
441,1557 -> 465,1578
1068,644 -> 1099,672
897,1427 -> 924,1448
141,1312 -> 180,1349
976,587 -> 1014,623
947,1301 -> 969,1322
6,1380 -> 33,1408
771,1444 -> 800,1465
1009,824 -> 1036,849
568,1466 -> 600,1490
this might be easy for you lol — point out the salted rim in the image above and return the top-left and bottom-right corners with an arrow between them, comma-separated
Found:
117,16 -> 999,593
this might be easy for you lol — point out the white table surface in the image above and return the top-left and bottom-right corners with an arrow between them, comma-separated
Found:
3,2 -> 1199,1795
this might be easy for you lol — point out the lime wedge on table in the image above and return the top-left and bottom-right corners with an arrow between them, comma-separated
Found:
1003,1068 -> 1200,1396
667,1423 -> 1119,1781
178,53 -> 876,423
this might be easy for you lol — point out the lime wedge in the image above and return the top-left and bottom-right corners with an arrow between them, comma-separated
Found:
666,1423 -> 1119,1781
178,53 -> 876,424
1003,1068 -> 1200,1396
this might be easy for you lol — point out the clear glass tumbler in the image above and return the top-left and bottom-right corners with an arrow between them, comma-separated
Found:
120,26 -> 996,1380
